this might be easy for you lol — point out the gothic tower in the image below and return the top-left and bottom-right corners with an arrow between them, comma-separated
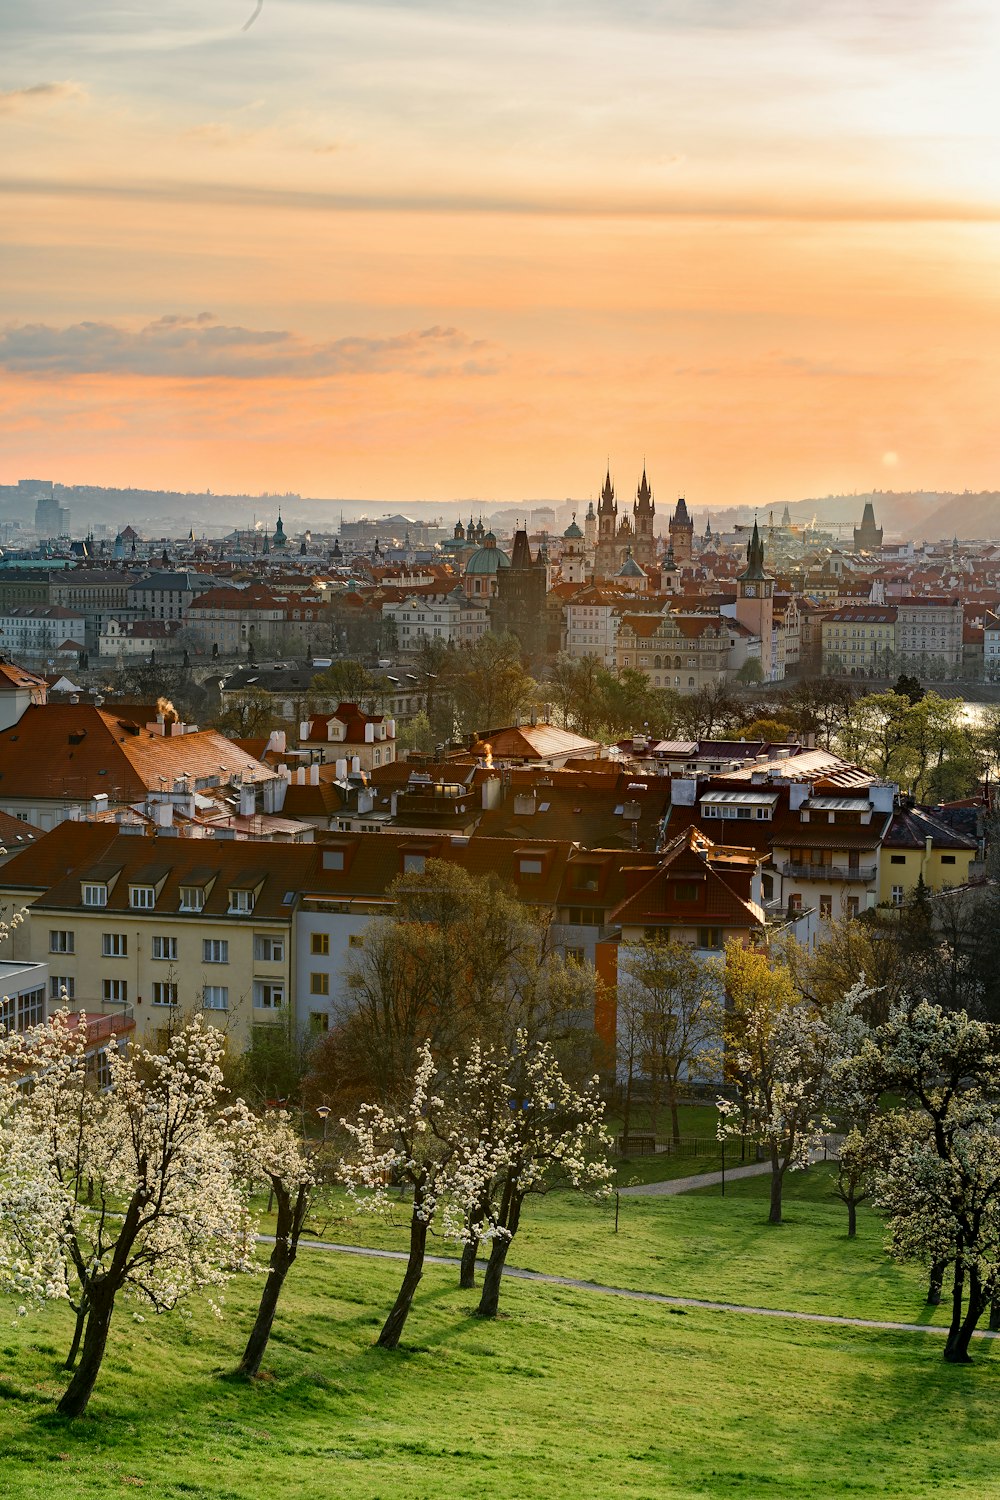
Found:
668,496 -> 694,565
594,469 -> 618,579
632,467 -> 656,569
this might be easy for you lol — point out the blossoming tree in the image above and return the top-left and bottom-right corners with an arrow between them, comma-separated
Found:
0,1013 -> 253,1418
224,1103 -> 316,1379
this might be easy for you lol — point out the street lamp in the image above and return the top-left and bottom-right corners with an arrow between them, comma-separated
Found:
316,1104 -> 331,1144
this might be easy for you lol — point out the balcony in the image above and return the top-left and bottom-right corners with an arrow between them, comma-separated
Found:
780,861 -> 876,883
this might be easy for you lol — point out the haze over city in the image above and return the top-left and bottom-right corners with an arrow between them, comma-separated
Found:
4,0 -> 1000,505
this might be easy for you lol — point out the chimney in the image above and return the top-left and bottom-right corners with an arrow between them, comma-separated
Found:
309,762 -> 320,785
265,728 -> 286,756
351,756 -> 361,774
299,720 -> 310,741
386,718 -> 396,739
240,783 -> 257,819
335,758 -> 348,780
365,722 -> 375,743
481,775 -> 502,810
789,782 -> 811,811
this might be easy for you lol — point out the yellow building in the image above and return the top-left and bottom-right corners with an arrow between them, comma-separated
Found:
821,604 -> 897,678
878,805 -> 979,907
0,823 -> 300,1051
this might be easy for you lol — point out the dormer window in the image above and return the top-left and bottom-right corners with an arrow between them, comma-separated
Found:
179,886 -> 205,912
403,853 -> 426,875
519,858 -> 543,877
229,888 -> 254,914
83,883 -> 107,908
130,885 -> 155,909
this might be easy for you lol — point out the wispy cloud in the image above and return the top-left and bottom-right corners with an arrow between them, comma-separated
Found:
0,313 -> 501,379
0,81 -> 86,114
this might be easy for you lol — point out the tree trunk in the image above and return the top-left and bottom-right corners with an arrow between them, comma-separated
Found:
943,1258 -> 967,1363
377,1204 -> 428,1350
667,1080 -> 681,1147
946,1265 -> 986,1364
460,1236 -> 479,1290
64,1299 -> 88,1371
477,1234 -> 513,1320
57,1283 -> 115,1418
768,1149 -> 784,1226
927,1259 -> 946,1306
237,1181 -> 307,1379
847,1199 -> 857,1239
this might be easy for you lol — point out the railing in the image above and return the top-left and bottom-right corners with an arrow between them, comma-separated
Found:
780,862 -> 876,883
64,1008 -> 136,1045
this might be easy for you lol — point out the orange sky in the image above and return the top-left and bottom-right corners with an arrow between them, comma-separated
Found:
2,1 -> 1000,507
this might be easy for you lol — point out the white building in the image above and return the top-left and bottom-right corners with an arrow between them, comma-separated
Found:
383,589 -> 490,650
0,606 -> 85,661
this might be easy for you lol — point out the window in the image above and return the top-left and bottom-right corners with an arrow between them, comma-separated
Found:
130,886 -> 155,909
179,886 -> 205,912
203,985 -> 229,1011
697,928 -> 722,949
403,854 -> 425,875
673,881 -> 699,902
565,947 -> 586,964
49,930 -> 74,954
519,858 -> 543,877
891,885 -> 905,907
49,976 -> 75,1000
323,850 -> 345,871
310,971 -> 330,995
83,883 -> 107,908
253,982 -> 284,1010
890,854 -> 906,865
348,933 -> 365,948
152,935 -> 178,961
102,933 -> 127,958
311,932 -> 330,955
941,855 -> 956,866
102,978 -> 127,1004
203,939 -> 229,964
152,981 -> 178,1007
819,895 -> 832,919
309,1011 -> 329,1033
229,889 -> 253,914
254,935 -> 285,963
846,897 -> 860,918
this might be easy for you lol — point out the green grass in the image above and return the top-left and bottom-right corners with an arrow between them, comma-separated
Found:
299,1166 -> 930,1324
2,1239 -> 1000,1500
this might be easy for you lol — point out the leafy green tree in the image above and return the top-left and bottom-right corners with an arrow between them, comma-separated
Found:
451,632 -> 537,736
212,687 -> 282,740
310,658 -> 375,703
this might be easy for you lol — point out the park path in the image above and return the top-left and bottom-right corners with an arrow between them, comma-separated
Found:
264,1234 -> 997,1342
619,1161 -> 771,1196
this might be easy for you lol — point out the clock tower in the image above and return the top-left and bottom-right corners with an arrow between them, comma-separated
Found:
735,517 -> 773,675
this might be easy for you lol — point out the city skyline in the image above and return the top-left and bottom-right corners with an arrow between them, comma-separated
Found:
3,1 -> 999,504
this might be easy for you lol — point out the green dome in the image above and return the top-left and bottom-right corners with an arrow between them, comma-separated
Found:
563,519 -> 584,540
464,533 -> 511,575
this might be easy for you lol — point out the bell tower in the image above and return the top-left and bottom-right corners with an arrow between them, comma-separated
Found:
594,468 -> 618,579
735,517 -> 774,677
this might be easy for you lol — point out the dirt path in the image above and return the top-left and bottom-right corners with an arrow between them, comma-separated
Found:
619,1161 -> 772,1196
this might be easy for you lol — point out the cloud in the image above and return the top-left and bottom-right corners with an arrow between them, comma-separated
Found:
0,313 -> 501,379
0,81 -> 86,114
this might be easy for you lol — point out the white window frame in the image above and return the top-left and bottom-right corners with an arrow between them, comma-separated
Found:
102,978 -> 128,1004
202,985 -> 229,1012
228,889 -> 253,914
151,981 -> 178,1007
179,887 -> 205,912
253,935 -> 285,963
152,935 -> 178,961
49,975 -> 75,1000
102,933 -> 127,958
252,981 -> 284,1010
83,884 -> 107,908
49,930 -> 75,954
130,885 -> 155,910
202,939 -> 229,965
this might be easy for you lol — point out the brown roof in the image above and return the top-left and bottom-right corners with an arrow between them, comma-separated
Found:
0,704 -> 273,803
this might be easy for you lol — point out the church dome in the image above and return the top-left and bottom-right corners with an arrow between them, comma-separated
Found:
563,517 -> 584,540
617,547 -> 646,579
464,532 -> 511,575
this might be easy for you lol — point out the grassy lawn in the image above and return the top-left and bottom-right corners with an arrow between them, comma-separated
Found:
2,1241 -> 999,1500
298,1166 -> 931,1325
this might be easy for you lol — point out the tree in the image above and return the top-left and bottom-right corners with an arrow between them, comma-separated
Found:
782,913 -> 909,1028
450,632 -> 537,736
224,1105 -> 316,1379
0,1014 -> 252,1418
847,1001 -> 1000,1362
395,710 -> 436,756
310,659 -> 375,703
469,1034 -> 614,1318
617,938 -> 723,1142
212,687 -> 282,740
715,943 -> 843,1225
735,716 -> 795,745
341,1044 -> 464,1349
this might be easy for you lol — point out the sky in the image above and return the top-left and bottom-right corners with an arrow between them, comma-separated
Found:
2,0 -> 999,508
